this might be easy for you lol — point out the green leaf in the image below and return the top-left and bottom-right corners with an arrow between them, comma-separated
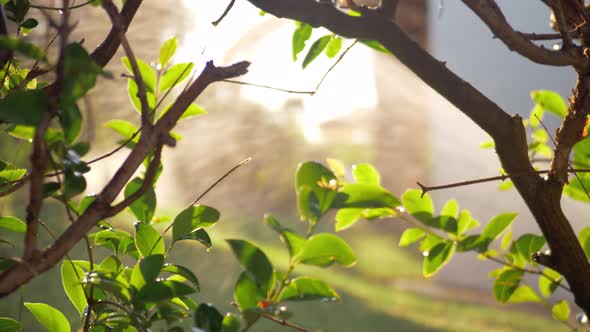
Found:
501,228 -> 512,251
0,36 -> 45,60
124,177 -> 156,223
158,36 -> 178,67
176,228 -> 212,250
513,233 -> 546,263
280,229 -> 305,258
63,170 -> 86,198
278,276 -> 340,302
296,186 -> 321,223
335,208 -> 363,231
130,254 -> 164,290
221,313 -> 241,332
360,39 -> 391,54
0,216 -> 26,233
552,300 -> 570,322
295,233 -> 356,267
226,239 -> 273,291
579,227 -> 590,258
105,120 -> 139,142
423,241 -> 455,277
60,104 -> 82,144
325,36 -> 342,58
61,43 -> 101,108
295,161 -> 338,218
434,199 -> 458,233
401,189 -> 433,223
24,303 -> 71,332
172,205 -> 219,242
493,269 -> 523,303
126,79 -> 156,114
233,271 -> 265,311
159,62 -> 193,92
292,23 -> 312,61
0,317 -> 22,332
336,183 -> 400,208
456,209 -> 479,236
19,18 -> 38,35
0,90 -> 49,125
302,35 -> 332,69
61,261 -> 87,316
134,222 -> 164,257
194,303 -> 223,332
529,104 -> 544,128
531,90 -> 567,118
352,163 -> 380,185
159,103 -> 207,121
399,228 -> 425,247
539,268 -> 562,298
420,233 -> 443,252
121,56 -> 156,92
508,285 -> 541,303
97,255 -> 122,274
479,212 -> 517,247
162,264 -> 199,291
135,280 -> 195,302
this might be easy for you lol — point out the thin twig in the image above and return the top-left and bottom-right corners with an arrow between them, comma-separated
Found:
212,0 -> 236,26
261,314 -> 312,332
520,32 -> 563,40
552,1 -> 574,48
190,157 -> 251,206
315,39 -> 357,92
222,79 -> 315,95
101,0 -> 151,126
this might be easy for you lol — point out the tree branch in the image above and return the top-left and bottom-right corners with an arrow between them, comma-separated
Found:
90,0 -> 142,67
461,0 -> 583,66
245,0 -> 590,314
101,0 -> 151,125
0,60 -> 250,297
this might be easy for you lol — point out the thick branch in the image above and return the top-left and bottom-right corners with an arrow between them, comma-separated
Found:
0,61 -> 249,297
246,0 -> 590,314
90,0 -> 142,67
461,0 -> 583,66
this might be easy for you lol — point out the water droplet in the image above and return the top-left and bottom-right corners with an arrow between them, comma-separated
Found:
156,63 -> 162,71
552,43 -> 561,50
330,297 -> 338,302
422,251 -> 429,257
58,10 -> 63,15
397,207 -> 406,213
321,297 -> 329,302
577,313 -> 588,324
206,247 -> 212,252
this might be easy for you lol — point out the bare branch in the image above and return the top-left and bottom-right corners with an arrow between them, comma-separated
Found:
461,0 -> 582,66
212,0 -> 236,26
261,314 -> 312,332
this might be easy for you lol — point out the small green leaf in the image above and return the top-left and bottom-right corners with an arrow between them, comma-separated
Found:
226,239 -> 273,291
194,303 -> 223,332
508,285 -> 541,303
176,229 -> 212,250
105,120 -> 139,142
158,36 -> 178,67
172,205 -> 219,242
121,56 -> 156,92
479,140 -> 495,149
279,276 -> 340,302
61,261 -> 87,316
401,189 -> 433,223
539,268 -> 562,298
126,79 -> 156,114
423,241 -> 455,277
61,43 -> 101,108
24,303 -> 71,332
135,280 -> 195,302
399,228 -> 425,247
335,208 -> 363,231
0,317 -> 22,332
233,272 -> 265,311
159,62 -> 194,92
352,163 -> 380,185
221,313 -> 241,332
162,264 -> 199,291
336,183 -> 399,208
360,39 -> 391,54
552,300 -> 570,322
493,269 -> 523,303
0,90 -> 49,125
302,35 -> 332,69
134,222 -> 164,257
0,216 -> 26,233
513,233 -> 546,263
456,209 -> 479,236
63,170 -> 86,198
159,102 -> 207,121
281,229 -> 305,258
292,23 -> 312,61
501,228 -> 512,251
325,36 -> 342,58
60,105 -> 82,144
295,233 -> 356,267
529,104 -> 544,128
0,36 -> 45,60
19,18 -> 38,35
124,177 -> 156,223
480,212 -> 517,247
130,254 -> 164,290
531,90 -> 567,118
